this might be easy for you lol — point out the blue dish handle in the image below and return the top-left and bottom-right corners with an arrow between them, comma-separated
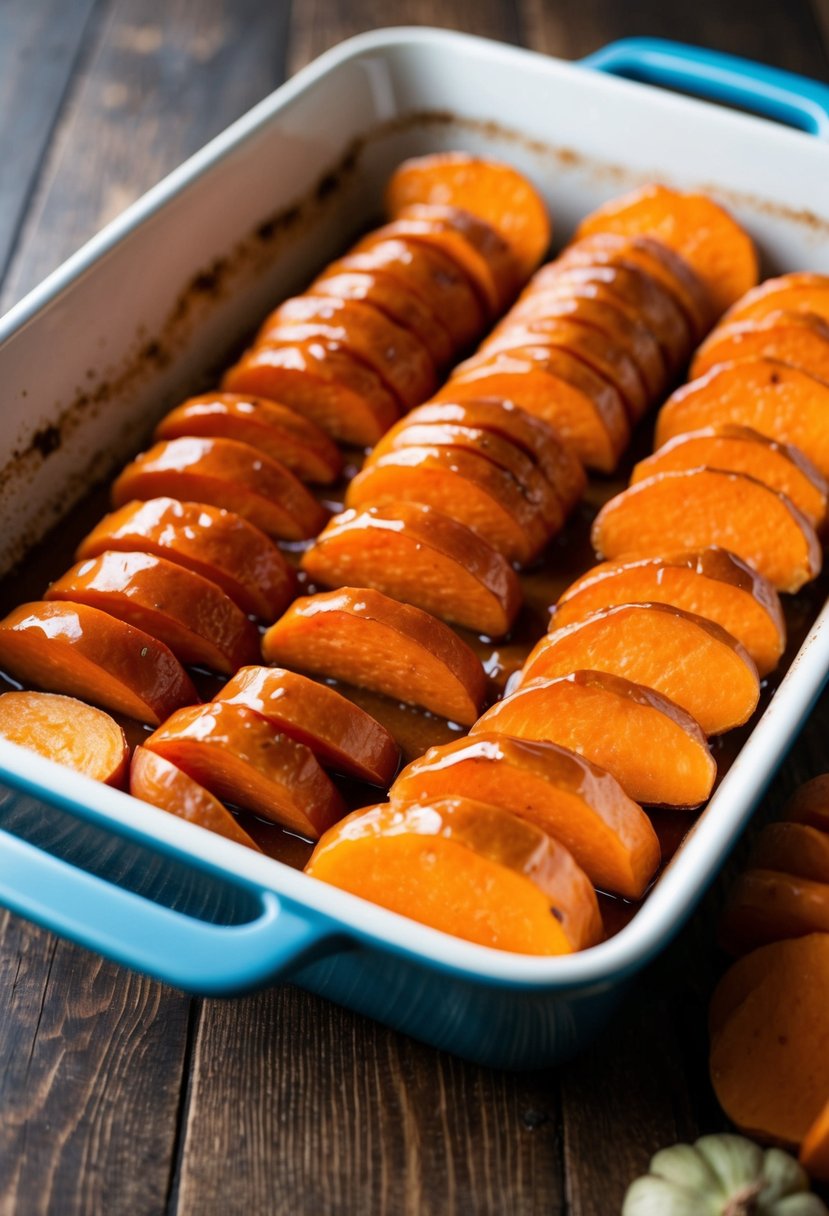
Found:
0,825 -> 330,994
582,37 -> 829,139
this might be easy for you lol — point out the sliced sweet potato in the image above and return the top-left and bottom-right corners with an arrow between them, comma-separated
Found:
301,502 -> 522,638
709,934 -> 829,1145
214,665 -> 399,786
472,670 -> 716,808
46,550 -> 260,675
691,310 -> 829,382
111,436 -> 328,541
145,701 -> 345,839
390,732 -> 660,898
724,272 -> 829,327
575,183 -> 757,317
130,745 -> 262,851
385,152 -> 551,280
553,549 -> 785,677
749,822 -> 829,885
306,797 -> 602,955
77,497 -> 296,623
785,775 -> 829,834
719,868 -> 829,955
592,468 -> 822,593
222,339 -> 399,446
632,425 -> 828,527
800,1098 -> 829,1182
346,445 -> 554,565
154,392 -> 342,484
0,691 -> 128,787
261,587 -> 486,726
520,602 -> 759,736
0,601 -> 197,725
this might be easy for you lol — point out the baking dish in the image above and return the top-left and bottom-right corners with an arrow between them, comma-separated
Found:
0,29 -> 828,1068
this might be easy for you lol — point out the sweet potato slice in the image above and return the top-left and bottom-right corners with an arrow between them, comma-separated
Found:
719,869 -> 829,954
154,392 -> 342,484
390,733 -> 660,898
111,436 -> 328,541
306,797 -> 602,955
633,425 -> 828,528
385,152 -> 551,280
472,670 -> 716,808
438,348 -> 630,472
691,310 -> 829,382
130,746 -> 262,851
261,587 -> 486,726
145,701 -> 345,839
346,445 -> 553,565
46,551 -> 260,675
785,775 -> 829,834
592,468 -> 822,593
749,822 -> 829,885
575,183 -> 757,317
800,1098 -> 829,1182
0,601 -> 197,725
222,339 -> 399,445
553,549 -> 785,677
709,934 -> 829,1145
214,665 -> 399,786
0,691 -> 128,787
77,498 -> 296,623
520,602 -> 759,736
301,503 -> 522,638
724,272 -> 829,327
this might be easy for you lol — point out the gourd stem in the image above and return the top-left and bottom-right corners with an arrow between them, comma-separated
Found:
724,1181 -> 763,1216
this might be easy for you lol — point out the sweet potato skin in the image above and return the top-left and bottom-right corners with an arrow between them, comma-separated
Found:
718,868 -> 829,955
691,311 -> 829,382
0,691 -> 129,787
723,273 -> 829,327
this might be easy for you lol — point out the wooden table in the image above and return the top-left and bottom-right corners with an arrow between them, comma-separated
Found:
1,2 -> 828,1212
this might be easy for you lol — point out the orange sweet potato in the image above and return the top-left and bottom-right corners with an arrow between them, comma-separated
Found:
111,436 -> 328,541
385,152 -> 551,280
575,183 -> 757,317
553,549 -> 785,677
0,691 -> 128,787
632,425 -> 828,528
0,601 -> 197,725
390,733 -> 660,899
77,497 -> 296,623
306,797 -> 602,955
472,670 -> 716,808
785,774 -> 829,834
301,502 -> 522,638
593,468 -> 822,594
154,392 -> 342,484
718,869 -> 829,955
214,665 -> 399,786
749,822 -> 829,885
520,602 -> 759,736
130,745 -> 262,851
723,272 -> 829,327
145,701 -> 345,839
692,310 -> 829,383
222,338 -> 399,446
46,550 -> 260,675
709,934 -> 829,1145
261,587 -> 486,726
800,1097 -> 829,1182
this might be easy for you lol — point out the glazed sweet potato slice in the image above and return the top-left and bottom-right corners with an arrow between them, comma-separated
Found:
801,1098 -> 829,1182
575,183 -> 757,317
390,733 -> 660,899
154,392 -> 342,484
385,152 -> 551,280
145,701 -> 345,839
719,869 -> 829,955
520,602 -> 759,736
306,797 -> 602,955
438,348 -> 630,472
261,587 -> 486,726
632,425 -> 828,527
724,272 -> 829,327
346,445 -> 553,565
592,468 -> 822,593
46,551 -> 260,675
709,934 -> 829,1145
214,665 -> 399,786
77,498 -> 296,622
553,549 -> 785,677
130,746 -> 262,851
0,691 -> 128,787
785,774 -> 829,834
749,822 -> 829,885
691,310 -> 829,382
0,601 -> 197,725
111,436 -> 328,541
301,503 -> 522,638
222,339 -> 399,445
472,670 -> 716,808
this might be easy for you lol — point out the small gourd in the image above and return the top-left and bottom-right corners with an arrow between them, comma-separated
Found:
622,1133 -> 828,1215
